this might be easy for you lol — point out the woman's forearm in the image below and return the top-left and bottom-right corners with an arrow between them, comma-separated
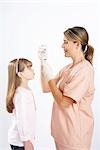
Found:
41,67 -> 51,92
48,79 -> 75,107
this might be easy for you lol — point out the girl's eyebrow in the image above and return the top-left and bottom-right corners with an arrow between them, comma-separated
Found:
64,39 -> 67,42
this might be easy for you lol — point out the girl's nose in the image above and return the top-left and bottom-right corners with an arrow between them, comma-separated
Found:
62,43 -> 64,48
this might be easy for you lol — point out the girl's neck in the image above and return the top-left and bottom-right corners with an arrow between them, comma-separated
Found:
20,80 -> 29,89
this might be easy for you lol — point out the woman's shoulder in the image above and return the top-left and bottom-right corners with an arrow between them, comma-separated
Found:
57,63 -> 72,77
66,60 -> 94,78
76,60 -> 94,79
79,60 -> 94,74
72,60 -> 93,71
59,63 -> 72,73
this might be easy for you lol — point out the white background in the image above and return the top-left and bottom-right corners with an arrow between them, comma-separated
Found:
0,0 -> 100,150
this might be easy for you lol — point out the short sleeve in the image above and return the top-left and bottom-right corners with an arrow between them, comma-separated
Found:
63,68 -> 90,102
14,91 -> 36,142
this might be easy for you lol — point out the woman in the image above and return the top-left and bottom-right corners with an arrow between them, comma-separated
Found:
39,27 -> 95,150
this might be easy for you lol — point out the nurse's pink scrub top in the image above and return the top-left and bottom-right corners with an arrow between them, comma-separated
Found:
51,60 -> 95,150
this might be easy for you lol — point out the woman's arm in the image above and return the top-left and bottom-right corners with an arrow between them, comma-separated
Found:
41,62 -> 74,107
41,64 -> 51,92
48,79 -> 75,107
41,62 -> 74,106
41,64 -> 59,93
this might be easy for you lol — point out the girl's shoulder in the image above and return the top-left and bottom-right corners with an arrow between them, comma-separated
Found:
13,87 -> 34,104
16,86 -> 32,93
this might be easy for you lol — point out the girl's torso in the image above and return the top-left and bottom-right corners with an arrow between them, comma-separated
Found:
8,87 -> 36,147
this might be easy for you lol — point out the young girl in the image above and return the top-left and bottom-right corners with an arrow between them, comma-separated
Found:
6,58 -> 36,150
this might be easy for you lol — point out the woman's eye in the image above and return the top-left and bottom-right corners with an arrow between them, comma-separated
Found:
64,41 -> 68,44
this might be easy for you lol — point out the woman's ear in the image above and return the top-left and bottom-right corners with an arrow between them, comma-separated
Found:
75,41 -> 81,49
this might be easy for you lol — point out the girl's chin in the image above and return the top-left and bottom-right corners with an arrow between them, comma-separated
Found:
64,53 -> 69,57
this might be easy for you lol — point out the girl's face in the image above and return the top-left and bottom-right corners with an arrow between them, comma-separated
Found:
21,64 -> 35,80
62,36 -> 78,58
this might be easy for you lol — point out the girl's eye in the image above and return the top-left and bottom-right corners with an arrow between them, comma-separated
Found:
28,66 -> 32,69
27,66 -> 30,69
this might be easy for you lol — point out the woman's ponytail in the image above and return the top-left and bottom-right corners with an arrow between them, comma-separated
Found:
85,44 -> 94,65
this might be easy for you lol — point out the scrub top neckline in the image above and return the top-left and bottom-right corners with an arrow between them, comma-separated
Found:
69,59 -> 86,70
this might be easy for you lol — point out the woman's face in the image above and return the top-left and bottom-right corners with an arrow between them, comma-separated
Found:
62,36 -> 77,58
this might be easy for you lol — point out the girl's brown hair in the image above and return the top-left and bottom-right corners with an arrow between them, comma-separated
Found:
64,26 -> 94,64
6,58 -> 32,113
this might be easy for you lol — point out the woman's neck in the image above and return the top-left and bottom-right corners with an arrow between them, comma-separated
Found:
72,53 -> 85,66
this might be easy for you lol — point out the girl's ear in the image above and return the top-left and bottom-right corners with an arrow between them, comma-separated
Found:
17,72 -> 22,78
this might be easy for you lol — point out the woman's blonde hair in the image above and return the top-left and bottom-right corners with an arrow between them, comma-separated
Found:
64,26 -> 94,64
6,58 -> 32,113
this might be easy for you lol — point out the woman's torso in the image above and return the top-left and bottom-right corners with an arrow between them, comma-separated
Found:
51,60 -> 95,149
